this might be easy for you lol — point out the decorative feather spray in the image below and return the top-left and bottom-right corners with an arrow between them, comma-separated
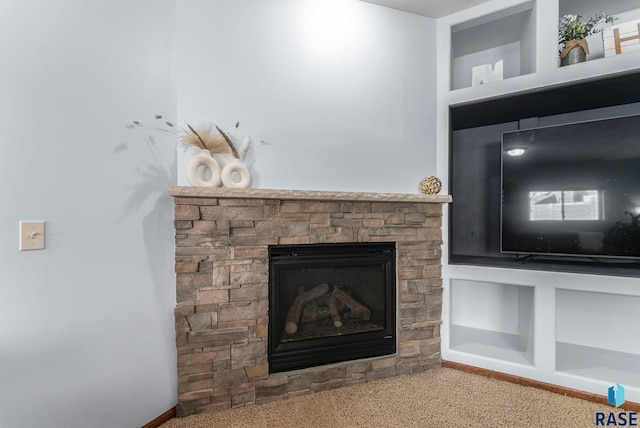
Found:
215,125 -> 240,158
180,122 -> 237,157
133,115 -> 251,159
237,135 -> 251,159
179,122 -> 252,160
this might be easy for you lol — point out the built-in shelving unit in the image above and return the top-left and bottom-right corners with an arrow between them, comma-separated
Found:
442,0 -> 640,105
437,0 -> 640,404
450,280 -> 534,366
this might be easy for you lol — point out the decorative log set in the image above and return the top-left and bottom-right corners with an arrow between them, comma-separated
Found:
284,283 -> 372,336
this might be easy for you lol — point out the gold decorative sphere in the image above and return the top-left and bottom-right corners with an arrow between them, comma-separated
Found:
420,176 -> 442,195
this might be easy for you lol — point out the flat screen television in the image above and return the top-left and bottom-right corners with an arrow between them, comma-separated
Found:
501,113 -> 640,260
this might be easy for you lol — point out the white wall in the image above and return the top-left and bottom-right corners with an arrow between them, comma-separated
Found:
176,0 -> 438,193
0,0 -> 438,426
0,1 -> 177,427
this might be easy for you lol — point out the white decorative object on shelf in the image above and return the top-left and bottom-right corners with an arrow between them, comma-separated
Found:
471,60 -> 503,86
185,149 -> 223,187
180,122 -> 253,188
221,159 -> 252,189
603,19 -> 640,57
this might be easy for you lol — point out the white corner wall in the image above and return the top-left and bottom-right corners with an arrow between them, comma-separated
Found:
1,0 -> 438,426
0,1 -> 177,427
176,0 -> 438,193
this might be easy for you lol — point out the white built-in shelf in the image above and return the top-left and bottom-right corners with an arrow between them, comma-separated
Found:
449,279 -> 534,366
446,0 -> 640,104
447,50 -> 640,107
555,289 -> 640,389
556,342 -> 640,388
450,1 -> 536,91
559,0 -> 640,61
451,325 -> 534,366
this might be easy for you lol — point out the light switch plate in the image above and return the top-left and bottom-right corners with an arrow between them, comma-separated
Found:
19,221 -> 45,251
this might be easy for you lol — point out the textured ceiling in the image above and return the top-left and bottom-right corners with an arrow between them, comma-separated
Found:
359,0 -> 492,18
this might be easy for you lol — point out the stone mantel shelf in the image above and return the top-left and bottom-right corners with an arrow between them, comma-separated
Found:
170,186 -> 452,204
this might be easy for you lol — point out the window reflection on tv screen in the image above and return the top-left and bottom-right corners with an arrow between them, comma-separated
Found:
501,114 -> 640,259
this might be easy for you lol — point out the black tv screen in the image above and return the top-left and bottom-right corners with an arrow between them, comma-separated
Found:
501,114 -> 640,259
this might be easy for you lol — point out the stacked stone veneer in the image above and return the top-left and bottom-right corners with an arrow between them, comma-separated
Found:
171,187 -> 452,417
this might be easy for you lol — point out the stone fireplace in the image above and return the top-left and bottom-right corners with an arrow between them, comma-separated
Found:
171,187 -> 451,417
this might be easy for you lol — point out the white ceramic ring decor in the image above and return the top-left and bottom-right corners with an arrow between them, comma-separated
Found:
221,159 -> 252,188
185,149 -> 222,187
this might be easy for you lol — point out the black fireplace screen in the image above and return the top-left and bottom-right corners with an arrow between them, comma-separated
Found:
268,242 -> 396,373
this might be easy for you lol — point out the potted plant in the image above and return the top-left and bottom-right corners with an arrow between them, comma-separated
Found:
558,12 -> 617,66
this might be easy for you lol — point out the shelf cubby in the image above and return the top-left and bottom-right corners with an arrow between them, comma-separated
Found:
559,0 -> 640,63
555,289 -> 640,388
556,342 -> 640,388
450,1 -> 536,91
450,279 -> 534,366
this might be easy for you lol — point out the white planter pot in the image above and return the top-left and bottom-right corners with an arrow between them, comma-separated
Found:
221,159 -> 252,189
185,149 -> 222,187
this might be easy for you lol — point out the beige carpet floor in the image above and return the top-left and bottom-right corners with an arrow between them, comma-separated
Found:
162,367 -> 615,427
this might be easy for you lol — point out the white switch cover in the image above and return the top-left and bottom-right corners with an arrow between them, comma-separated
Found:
19,221 -> 45,251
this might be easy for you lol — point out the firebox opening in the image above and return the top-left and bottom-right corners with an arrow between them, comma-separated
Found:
268,242 -> 396,373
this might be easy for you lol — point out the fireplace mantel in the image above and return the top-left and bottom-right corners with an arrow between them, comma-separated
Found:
172,186 -> 451,417
170,186 -> 452,204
